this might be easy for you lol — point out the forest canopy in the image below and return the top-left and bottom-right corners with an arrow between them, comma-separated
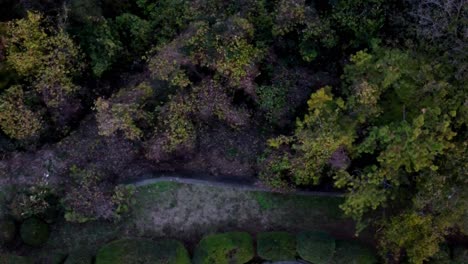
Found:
0,0 -> 466,263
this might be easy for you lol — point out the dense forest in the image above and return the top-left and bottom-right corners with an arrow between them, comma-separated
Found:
0,0 -> 467,263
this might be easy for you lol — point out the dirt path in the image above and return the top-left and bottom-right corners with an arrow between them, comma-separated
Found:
129,175 -> 344,197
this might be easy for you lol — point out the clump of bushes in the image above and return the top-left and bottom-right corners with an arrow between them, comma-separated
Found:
296,231 -> 335,264
19,217 -> 49,247
0,219 -> 16,244
0,254 -> 34,264
62,165 -> 136,223
193,232 -> 254,264
257,231 -> 296,261
331,240 -> 377,264
95,238 -> 190,264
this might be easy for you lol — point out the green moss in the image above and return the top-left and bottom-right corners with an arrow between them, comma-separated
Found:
0,219 -> 16,244
20,218 -> 49,247
95,238 -> 190,264
330,240 -> 377,264
193,232 -> 254,264
257,231 -> 296,261
0,255 -> 34,264
297,231 -> 335,264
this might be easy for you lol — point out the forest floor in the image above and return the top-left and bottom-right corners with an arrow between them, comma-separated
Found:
30,181 -> 372,258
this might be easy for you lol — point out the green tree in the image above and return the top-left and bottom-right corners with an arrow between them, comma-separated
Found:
260,46 -> 467,263
0,86 -> 42,140
78,17 -> 122,77
6,12 -> 83,107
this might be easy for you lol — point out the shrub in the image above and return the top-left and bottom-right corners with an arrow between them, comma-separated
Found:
0,255 -> 34,264
38,253 -> 67,264
330,240 -> 377,264
62,166 -> 136,223
64,251 -> 93,264
257,231 -> 296,261
0,219 -> 16,244
296,231 -> 335,264
9,184 -> 54,220
193,232 -> 254,264
19,218 -> 49,247
96,238 -> 190,264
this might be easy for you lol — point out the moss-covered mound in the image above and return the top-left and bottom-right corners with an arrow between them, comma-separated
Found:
193,232 -> 254,264
257,231 -> 296,261
0,219 -> 16,244
20,218 -> 49,247
297,231 -> 335,264
64,250 -> 93,264
453,247 -> 468,264
95,238 -> 190,264
0,254 -> 34,264
330,240 -> 377,264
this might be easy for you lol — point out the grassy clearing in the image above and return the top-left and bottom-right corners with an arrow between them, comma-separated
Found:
130,182 -> 350,243
36,181 -> 354,256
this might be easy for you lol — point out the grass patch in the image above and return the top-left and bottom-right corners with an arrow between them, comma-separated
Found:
32,181 -> 352,259
137,181 -> 179,194
251,191 -> 343,218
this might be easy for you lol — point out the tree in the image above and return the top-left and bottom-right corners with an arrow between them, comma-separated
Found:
95,83 -> 153,140
78,16 -> 122,77
0,86 -> 42,140
260,46 -> 467,263
6,11 -> 83,107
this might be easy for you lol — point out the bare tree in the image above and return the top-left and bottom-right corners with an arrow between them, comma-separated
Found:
410,0 -> 467,78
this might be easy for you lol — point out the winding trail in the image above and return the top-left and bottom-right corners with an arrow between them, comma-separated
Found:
127,173 -> 344,197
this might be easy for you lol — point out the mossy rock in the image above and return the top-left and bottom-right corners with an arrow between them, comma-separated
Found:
296,231 -> 335,264
330,240 -> 377,264
0,254 -> 34,264
20,218 -> 49,247
257,231 -> 296,261
0,219 -> 16,244
452,247 -> 468,264
96,238 -> 190,264
193,232 -> 254,264
64,250 -> 93,264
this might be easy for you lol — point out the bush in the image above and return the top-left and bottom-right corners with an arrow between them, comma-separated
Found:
96,238 -> 190,264
330,240 -> 377,264
296,231 -> 335,264
19,218 -> 49,247
64,251 -> 93,264
193,232 -> 254,264
0,255 -> 34,264
0,219 -> 16,244
257,231 -> 296,261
